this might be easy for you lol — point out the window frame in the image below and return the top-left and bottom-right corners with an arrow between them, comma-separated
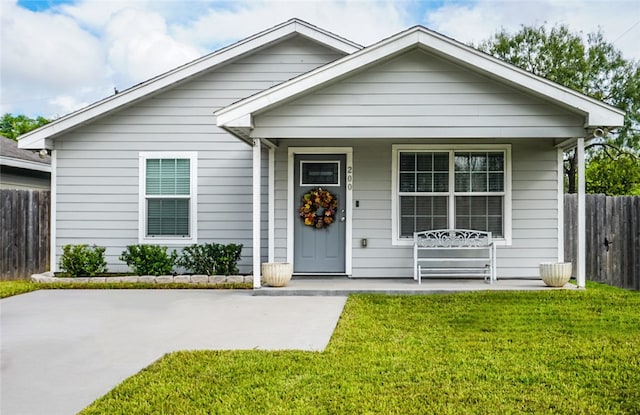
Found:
391,144 -> 512,246
138,152 -> 198,245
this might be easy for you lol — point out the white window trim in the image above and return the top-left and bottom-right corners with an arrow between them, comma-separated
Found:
391,144 -> 512,246
138,151 -> 198,245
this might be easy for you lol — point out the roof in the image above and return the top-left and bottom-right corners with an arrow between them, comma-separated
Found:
18,18 -> 362,150
1,136 -> 51,173
216,25 -> 625,140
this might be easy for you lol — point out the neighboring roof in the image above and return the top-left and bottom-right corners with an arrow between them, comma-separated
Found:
0,136 -> 51,173
18,18 -> 362,150
216,25 -> 625,140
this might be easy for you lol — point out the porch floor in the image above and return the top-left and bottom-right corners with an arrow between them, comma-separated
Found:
253,277 -> 579,296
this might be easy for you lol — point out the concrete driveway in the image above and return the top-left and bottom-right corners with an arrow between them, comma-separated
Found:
0,290 -> 347,415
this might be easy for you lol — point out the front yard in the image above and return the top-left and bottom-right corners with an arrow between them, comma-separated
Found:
78,283 -> 640,414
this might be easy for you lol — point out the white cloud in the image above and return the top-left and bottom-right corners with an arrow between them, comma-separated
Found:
103,7 -> 201,84
425,0 -> 640,60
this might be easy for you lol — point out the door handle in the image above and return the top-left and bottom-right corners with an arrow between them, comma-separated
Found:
340,209 -> 345,222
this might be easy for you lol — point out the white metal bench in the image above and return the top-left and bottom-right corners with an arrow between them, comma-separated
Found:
413,229 -> 497,284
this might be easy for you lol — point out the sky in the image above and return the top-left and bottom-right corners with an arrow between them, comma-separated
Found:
1,0 -> 639,118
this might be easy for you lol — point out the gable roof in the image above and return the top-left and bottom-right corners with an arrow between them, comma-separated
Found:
1,136 -> 51,173
18,19 -> 362,150
216,25 -> 625,141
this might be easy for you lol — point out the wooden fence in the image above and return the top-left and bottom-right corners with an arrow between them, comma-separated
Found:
1,190 -> 50,280
565,194 -> 640,290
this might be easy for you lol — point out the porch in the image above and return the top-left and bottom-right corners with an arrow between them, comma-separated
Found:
253,277 -> 578,296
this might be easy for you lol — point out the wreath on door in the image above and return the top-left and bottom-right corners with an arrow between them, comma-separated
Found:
299,187 -> 338,229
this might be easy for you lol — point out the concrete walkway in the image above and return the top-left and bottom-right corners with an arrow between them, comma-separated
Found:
0,290 -> 347,415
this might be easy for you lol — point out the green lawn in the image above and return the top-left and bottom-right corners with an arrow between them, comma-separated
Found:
80,283 -> 640,415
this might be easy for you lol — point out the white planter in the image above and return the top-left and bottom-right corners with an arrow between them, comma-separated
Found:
261,262 -> 293,287
539,262 -> 572,287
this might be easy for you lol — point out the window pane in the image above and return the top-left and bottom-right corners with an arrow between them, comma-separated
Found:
400,195 -> 448,236
455,196 -> 503,237
400,152 -> 415,171
434,153 -> 449,171
471,172 -> 487,192
147,199 -> 190,236
146,159 -> 190,196
301,162 -> 339,185
489,152 -> 504,171
400,173 -> 415,192
434,173 -> 448,192
488,173 -> 503,192
455,153 -> 469,171
416,173 -> 432,192
416,153 -> 432,171
455,173 -> 470,192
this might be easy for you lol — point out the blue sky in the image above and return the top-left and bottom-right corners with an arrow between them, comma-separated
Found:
2,0 -> 639,118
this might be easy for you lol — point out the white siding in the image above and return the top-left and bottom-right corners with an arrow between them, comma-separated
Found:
275,138 -> 560,278
253,49 -> 585,139
54,36 -> 345,272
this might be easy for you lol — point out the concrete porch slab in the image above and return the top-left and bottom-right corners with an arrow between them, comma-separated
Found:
254,277 -> 579,296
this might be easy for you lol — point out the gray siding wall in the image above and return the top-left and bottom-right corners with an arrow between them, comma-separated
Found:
254,49 -> 585,139
275,138 -> 560,278
54,36 -> 345,272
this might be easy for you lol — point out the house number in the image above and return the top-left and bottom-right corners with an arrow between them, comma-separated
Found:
347,166 -> 353,190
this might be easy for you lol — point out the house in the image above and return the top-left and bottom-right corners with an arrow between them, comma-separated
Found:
1,136 -> 51,190
18,19 -> 624,288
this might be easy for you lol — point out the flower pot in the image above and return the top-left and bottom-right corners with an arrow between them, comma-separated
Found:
539,262 -> 572,287
261,262 -> 293,287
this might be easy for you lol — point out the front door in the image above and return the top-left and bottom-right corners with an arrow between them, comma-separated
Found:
293,154 -> 346,274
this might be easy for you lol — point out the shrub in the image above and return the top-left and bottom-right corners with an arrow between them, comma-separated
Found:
60,244 -> 108,277
119,245 -> 177,276
178,243 -> 243,275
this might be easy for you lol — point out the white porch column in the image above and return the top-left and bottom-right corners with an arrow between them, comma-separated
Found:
252,138 -> 262,289
576,138 -> 586,288
268,147 -> 275,263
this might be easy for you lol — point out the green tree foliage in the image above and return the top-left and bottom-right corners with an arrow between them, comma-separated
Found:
0,113 -> 51,140
477,25 -> 640,194
586,151 -> 640,195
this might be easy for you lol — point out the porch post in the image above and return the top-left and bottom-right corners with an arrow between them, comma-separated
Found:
576,138 -> 586,288
268,147 -> 275,262
252,138 -> 262,289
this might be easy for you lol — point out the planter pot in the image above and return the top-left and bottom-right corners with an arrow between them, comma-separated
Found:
539,262 -> 572,287
261,262 -> 293,287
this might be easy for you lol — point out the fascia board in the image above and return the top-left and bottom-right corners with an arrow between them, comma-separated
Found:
0,156 -> 51,173
18,19 -> 360,150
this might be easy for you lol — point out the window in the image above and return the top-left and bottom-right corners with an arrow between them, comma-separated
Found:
300,161 -> 340,186
139,152 -> 197,244
393,145 -> 511,244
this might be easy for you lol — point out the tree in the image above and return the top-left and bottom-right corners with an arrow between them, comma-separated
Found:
477,25 -> 640,193
585,151 -> 640,195
0,113 -> 50,140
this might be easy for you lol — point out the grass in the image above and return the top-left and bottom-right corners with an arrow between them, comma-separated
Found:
0,280 -> 251,298
0,280 -> 41,298
80,283 -> 640,415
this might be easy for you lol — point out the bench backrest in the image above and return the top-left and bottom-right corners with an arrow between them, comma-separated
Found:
414,229 -> 492,248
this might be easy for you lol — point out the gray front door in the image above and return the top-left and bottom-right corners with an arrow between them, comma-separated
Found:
294,154 -> 346,274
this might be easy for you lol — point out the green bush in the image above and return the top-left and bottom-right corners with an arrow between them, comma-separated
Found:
119,245 -> 177,276
60,244 -> 108,277
178,243 -> 243,275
